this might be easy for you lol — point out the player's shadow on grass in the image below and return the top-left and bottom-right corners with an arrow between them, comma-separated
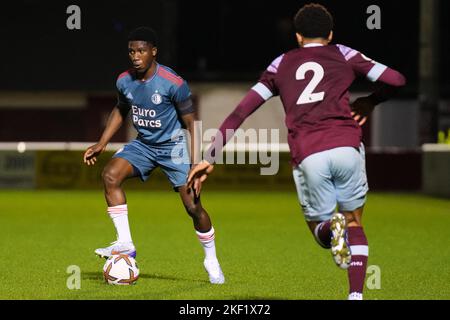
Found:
82,271 -> 209,284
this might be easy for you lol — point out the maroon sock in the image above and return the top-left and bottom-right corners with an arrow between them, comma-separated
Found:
347,226 -> 369,295
314,220 -> 331,248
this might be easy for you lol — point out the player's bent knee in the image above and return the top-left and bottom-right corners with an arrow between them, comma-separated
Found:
102,168 -> 122,188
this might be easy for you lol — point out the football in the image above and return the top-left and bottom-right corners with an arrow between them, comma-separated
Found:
103,254 -> 139,285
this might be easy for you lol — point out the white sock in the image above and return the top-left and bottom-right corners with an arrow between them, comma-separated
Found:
348,292 -> 363,300
196,226 -> 217,261
107,204 -> 133,244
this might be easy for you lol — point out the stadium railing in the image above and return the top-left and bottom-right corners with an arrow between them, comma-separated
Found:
1,142 -> 447,198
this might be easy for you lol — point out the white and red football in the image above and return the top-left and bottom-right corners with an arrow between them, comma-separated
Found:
103,254 -> 139,285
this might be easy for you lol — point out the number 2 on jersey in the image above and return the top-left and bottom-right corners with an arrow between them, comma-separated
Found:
296,62 -> 325,105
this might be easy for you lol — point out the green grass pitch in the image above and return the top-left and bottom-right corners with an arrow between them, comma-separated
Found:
0,190 -> 449,300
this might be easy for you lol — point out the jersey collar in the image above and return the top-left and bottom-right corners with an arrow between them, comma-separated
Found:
303,43 -> 325,48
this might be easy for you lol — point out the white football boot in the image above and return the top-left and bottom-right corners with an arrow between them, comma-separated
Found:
203,259 -> 225,284
330,213 -> 351,269
95,240 -> 136,259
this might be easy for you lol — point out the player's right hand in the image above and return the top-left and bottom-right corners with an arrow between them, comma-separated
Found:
187,160 -> 214,195
83,143 -> 106,166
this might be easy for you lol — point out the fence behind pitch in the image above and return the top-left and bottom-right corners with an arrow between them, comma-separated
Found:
0,142 -> 439,194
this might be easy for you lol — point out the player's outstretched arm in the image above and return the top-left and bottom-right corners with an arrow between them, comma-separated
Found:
83,106 -> 127,166
187,89 -> 266,194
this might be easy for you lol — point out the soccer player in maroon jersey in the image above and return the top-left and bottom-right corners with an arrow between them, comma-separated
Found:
188,4 -> 405,299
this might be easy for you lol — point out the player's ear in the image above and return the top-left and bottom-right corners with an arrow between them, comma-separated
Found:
295,33 -> 303,46
151,46 -> 157,57
327,31 -> 333,43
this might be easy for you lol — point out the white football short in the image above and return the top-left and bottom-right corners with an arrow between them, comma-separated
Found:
292,144 -> 369,222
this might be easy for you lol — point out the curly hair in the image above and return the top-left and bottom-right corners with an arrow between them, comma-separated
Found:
128,27 -> 158,47
294,3 -> 334,39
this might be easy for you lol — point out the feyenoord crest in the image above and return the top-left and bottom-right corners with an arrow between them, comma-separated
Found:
151,91 -> 162,105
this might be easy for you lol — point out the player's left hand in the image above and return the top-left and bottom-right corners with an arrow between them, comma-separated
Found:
350,96 -> 377,126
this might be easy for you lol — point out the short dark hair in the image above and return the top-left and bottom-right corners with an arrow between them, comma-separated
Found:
294,3 -> 333,39
128,27 -> 158,46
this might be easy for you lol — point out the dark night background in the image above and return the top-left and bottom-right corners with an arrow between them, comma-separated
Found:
0,1 -> 447,194
0,0 -> 447,95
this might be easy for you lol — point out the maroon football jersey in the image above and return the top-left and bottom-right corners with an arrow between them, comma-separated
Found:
254,43 -> 389,165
